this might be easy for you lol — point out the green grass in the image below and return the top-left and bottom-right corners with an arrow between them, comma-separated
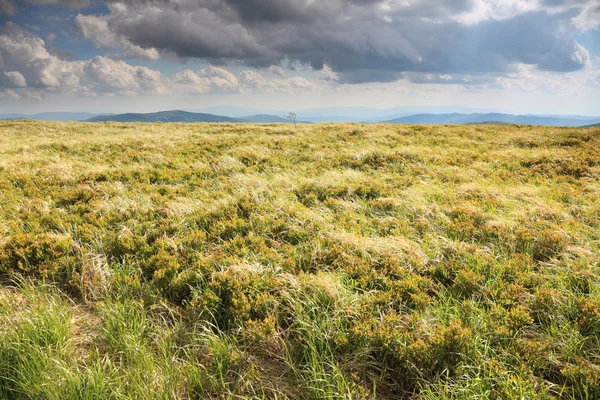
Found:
0,121 -> 599,399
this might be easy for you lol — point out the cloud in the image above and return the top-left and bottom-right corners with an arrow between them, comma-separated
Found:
0,23 -> 319,98
2,0 -> 598,90
2,71 -> 27,87
172,67 -> 319,94
2,0 -> 597,101
0,0 -> 16,16
572,1 -> 600,31
320,65 -> 339,82
1,21 -> 34,36
268,65 -> 286,78
82,56 -> 165,95
492,62 -> 597,95
79,2 -> 272,63
28,0 -> 90,6
0,25 -> 165,98
65,0 -> 594,84
238,70 -> 267,91
238,69 -> 319,93
172,66 -> 239,94
286,76 -> 319,90
0,31 -> 84,89
0,0 -> 90,15
45,32 -> 78,60
74,13 -> 160,60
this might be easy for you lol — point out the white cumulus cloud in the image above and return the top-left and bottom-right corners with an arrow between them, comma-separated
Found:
172,66 -> 239,94
0,27 -> 165,98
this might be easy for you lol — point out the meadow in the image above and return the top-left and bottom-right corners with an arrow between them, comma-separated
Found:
0,121 -> 599,399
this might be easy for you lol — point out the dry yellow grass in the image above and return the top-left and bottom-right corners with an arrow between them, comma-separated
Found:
0,121 -> 599,399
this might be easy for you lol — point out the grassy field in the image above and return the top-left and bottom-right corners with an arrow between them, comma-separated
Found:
0,121 -> 599,399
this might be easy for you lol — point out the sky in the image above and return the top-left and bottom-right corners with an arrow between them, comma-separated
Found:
0,0 -> 599,115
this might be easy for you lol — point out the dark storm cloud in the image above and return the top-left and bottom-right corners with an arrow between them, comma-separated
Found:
220,0 -> 322,23
71,0 -> 592,83
109,6 -> 273,61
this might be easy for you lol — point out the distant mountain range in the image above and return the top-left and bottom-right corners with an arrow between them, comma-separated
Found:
383,113 -> 600,127
2,108 -> 599,126
195,106 -> 499,123
86,111 -> 600,126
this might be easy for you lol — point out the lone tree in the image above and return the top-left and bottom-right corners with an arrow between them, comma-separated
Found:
285,112 -> 297,129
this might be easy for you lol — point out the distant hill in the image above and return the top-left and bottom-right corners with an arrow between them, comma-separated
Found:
0,112 -> 109,121
86,110 -> 245,123
384,113 -> 600,127
242,114 -> 293,123
0,113 -> 24,120
86,110 -> 309,123
580,122 -> 600,128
